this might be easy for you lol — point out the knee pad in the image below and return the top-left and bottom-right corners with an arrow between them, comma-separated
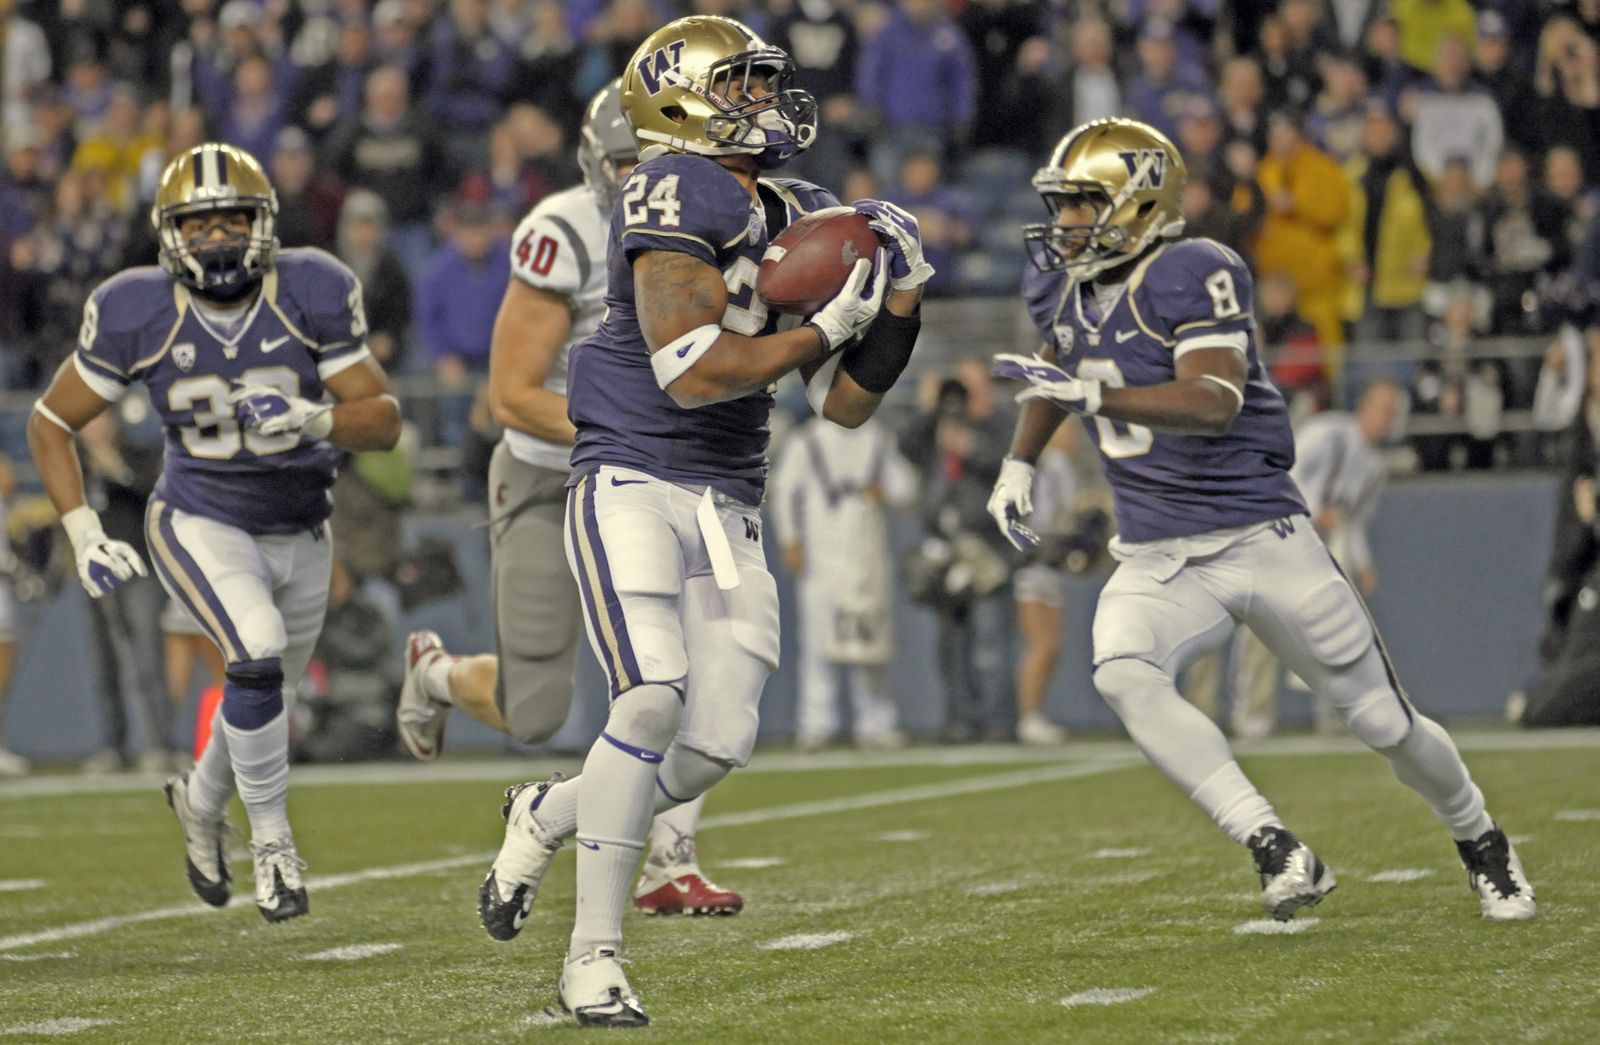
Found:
1339,689 -> 1413,749
1295,580 -> 1373,668
656,743 -> 733,804
497,661 -> 577,746
222,657 -> 285,730
601,682 -> 684,760
1093,657 -> 1172,715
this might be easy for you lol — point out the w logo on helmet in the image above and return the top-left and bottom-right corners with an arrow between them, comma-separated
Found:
636,40 -> 687,95
1118,149 -> 1168,189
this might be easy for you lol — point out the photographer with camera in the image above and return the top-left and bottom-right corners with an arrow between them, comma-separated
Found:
899,360 -> 1018,743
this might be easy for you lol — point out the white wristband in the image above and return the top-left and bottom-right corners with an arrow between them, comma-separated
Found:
650,323 -> 722,392
60,505 -> 107,555
1081,379 -> 1103,415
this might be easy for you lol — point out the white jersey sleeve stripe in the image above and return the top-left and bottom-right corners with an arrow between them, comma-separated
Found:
543,213 -> 591,288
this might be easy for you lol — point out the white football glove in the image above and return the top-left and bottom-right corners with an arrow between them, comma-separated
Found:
991,353 -> 1103,414
852,199 -> 935,291
987,457 -> 1039,551
228,383 -> 334,440
805,249 -> 889,353
61,505 -> 147,599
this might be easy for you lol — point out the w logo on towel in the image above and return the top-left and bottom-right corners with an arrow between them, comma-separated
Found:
744,518 -> 761,543
1269,518 -> 1296,540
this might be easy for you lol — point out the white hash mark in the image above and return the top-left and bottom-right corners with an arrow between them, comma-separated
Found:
300,943 -> 403,962
762,931 -> 854,951
719,857 -> 786,869
966,881 -> 1021,896
0,951 -> 74,962
1366,869 -> 1437,883
0,1017 -> 115,1036
1232,918 -> 1320,935
0,880 -> 45,892
1090,848 -> 1149,859
1060,987 -> 1157,1007
873,830 -> 928,843
1554,810 -> 1600,821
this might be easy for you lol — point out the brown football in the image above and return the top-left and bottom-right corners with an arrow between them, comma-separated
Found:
756,206 -> 879,315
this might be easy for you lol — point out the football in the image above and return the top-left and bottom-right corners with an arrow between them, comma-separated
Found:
756,206 -> 880,315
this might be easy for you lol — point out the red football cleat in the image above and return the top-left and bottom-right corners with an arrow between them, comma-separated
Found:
632,868 -> 743,916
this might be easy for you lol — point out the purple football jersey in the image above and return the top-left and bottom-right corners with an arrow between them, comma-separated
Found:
74,249 -> 370,533
1028,238 -> 1306,541
566,153 -> 839,505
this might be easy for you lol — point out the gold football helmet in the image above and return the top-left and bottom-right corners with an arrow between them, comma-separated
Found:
1024,118 -> 1186,278
152,143 -> 278,299
578,79 -> 639,212
619,15 -> 816,169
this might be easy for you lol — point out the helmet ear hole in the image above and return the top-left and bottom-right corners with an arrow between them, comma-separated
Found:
661,104 -> 687,125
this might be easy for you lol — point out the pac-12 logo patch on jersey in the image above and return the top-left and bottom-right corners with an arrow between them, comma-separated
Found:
636,40 -> 687,95
1118,149 -> 1168,189
173,342 -> 196,371
1052,323 -> 1075,354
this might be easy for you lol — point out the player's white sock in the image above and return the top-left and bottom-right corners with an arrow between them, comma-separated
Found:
647,794 -> 705,868
223,710 -> 292,841
568,684 -> 683,956
1094,657 -> 1279,844
423,652 -> 456,706
1191,762 -> 1282,845
188,705 -> 236,819
1381,714 -> 1494,841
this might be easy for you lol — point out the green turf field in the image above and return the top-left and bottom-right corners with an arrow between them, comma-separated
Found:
2,733 -> 1598,1043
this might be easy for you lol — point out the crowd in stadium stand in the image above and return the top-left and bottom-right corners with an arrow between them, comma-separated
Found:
1,0 -> 1598,469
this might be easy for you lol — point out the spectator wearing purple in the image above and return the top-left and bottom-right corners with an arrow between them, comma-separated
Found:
219,54 -> 286,170
423,0 -> 515,172
291,16 -> 376,143
857,0 -> 977,185
1409,34 -> 1503,191
189,0 -> 296,122
417,202 -> 509,382
371,0 -> 423,88
887,150 -> 974,298
322,65 -> 453,281
1119,0 -> 1219,75
1126,19 -> 1211,142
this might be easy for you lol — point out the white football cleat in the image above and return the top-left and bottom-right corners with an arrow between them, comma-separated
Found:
0,747 -> 31,777
1248,825 -> 1337,921
1017,713 -> 1067,746
479,776 -> 564,941
397,630 -> 451,761
1456,824 -> 1536,921
164,773 -> 232,907
559,946 -> 648,1028
250,836 -> 308,923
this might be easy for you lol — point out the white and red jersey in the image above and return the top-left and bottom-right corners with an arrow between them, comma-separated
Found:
502,184 -> 611,474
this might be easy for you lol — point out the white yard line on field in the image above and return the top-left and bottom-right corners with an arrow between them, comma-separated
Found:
0,757 -> 1141,953
6,727 -> 1595,800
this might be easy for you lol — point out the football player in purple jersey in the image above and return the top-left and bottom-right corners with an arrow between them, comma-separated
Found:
988,119 -> 1534,925
477,15 -> 932,1026
28,144 -> 400,923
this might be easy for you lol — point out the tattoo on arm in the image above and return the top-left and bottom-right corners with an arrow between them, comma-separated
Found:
636,251 -> 726,351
